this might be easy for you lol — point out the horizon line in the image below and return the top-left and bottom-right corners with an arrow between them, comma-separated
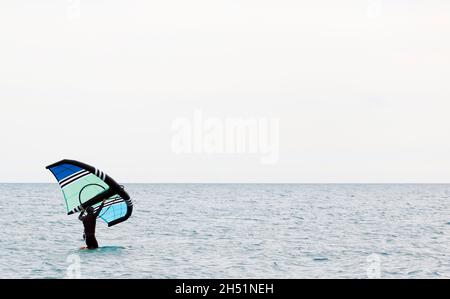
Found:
1,182 -> 450,185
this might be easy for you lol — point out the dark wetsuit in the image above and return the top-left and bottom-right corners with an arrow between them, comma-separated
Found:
79,202 -> 105,250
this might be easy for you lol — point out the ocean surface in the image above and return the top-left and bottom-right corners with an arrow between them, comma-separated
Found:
1,184 -> 450,279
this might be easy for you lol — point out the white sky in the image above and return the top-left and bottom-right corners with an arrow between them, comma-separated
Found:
1,0 -> 450,183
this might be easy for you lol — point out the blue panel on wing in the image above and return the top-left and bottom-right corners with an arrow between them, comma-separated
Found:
99,201 -> 128,225
49,164 -> 84,181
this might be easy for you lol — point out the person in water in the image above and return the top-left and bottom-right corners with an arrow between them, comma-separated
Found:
79,198 -> 106,250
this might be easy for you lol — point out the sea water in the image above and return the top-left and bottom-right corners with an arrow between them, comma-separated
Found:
1,184 -> 450,279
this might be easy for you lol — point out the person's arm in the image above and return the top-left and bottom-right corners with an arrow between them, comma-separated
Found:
78,209 -> 86,221
94,199 -> 107,218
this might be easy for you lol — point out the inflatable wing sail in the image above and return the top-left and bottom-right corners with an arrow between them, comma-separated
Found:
46,160 -> 133,227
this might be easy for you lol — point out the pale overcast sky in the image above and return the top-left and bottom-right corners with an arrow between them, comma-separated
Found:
1,1 -> 450,183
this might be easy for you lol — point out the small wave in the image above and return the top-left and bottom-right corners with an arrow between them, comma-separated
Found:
431,271 -> 442,276
407,270 -> 422,275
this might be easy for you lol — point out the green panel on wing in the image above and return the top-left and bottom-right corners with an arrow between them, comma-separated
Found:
61,174 -> 110,213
